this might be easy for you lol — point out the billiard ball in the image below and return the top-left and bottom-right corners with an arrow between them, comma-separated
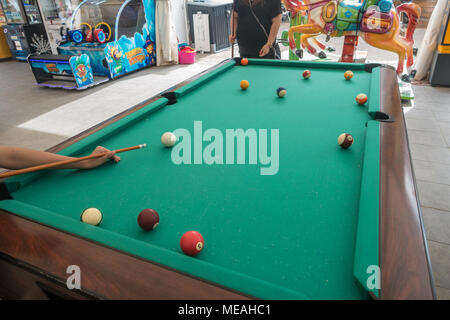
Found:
277,87 -> 287,97
356,93 -> 368,105
180,231 -> 204,256
81,208 -> 102,226
240,80 -> 249,90
302,70 -> 311,79
241,58 -> 248,66
161,132 -> 177,147
138,208 -> 159,231
344,70 -> 353,80
338,133 -> 354,149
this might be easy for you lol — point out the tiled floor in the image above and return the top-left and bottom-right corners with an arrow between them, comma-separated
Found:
404,86 -> 450,299
0,27 -> 449,299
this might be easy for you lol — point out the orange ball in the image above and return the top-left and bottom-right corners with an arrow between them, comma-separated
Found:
356,93 -> 368,105
240,80 -> 249,90
241,58 -> 248,66
344,70 -> 354,80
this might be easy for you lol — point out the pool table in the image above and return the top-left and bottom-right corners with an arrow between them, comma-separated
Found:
0,58 -> 435,300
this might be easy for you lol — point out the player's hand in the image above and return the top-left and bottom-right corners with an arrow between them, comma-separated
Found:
81,146 -> 120,169
229,34 -> 236,44
259,43 -> 271,57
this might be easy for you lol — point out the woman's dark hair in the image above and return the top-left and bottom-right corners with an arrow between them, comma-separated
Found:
238,0 -> 264,5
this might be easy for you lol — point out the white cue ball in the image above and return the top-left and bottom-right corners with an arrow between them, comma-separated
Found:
161,132 -> 177,147
81,208 -> 102,226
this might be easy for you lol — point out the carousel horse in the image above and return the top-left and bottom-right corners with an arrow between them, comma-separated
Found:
283,0 -> 421,74
281,0 -> 336,60
281,2 -> 336,59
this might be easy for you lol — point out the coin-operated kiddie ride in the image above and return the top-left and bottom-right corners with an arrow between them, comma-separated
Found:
27,0 -> 156,90
283,0 -> 421,78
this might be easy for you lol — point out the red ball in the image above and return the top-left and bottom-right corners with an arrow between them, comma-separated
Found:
356,93 -> 368,105
180,231 -> 204,256
241,58 -> 248,66
302,70 -> 311,79
138,209 -> 159,231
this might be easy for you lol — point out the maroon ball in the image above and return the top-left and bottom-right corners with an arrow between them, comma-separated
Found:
138,209 -> 159,231
338,133 -> 354,149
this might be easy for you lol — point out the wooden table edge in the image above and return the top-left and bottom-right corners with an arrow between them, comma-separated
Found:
378,66 -> 436,300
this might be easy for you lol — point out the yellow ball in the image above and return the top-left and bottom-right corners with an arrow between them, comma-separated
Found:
81,208 -> 102,226
240,80 -> 249,90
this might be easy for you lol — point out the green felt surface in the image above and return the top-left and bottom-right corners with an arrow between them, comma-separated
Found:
0,59 -> 381,299
353,120 -> 380,298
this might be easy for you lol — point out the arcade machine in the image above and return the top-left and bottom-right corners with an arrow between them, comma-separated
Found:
56,0 -> 120,77
37,0 -> 77,54
0,0 -> 50,60
429,0 -> 450,86
0,6 -> 12,59
28,0 -> 156,89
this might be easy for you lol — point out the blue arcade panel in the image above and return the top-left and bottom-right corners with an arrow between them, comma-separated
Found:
58,42 -> 110,77
28,54 -> 98,89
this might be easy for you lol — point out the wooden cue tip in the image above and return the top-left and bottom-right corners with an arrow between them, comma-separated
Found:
140,144 -> 147,148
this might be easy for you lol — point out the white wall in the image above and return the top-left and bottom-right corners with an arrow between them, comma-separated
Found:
170,0 -> 189,44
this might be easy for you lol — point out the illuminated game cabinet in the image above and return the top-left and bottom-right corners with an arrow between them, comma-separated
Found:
28,0 -> 156,89
0,0 -> 50,60
37,0 -> 78,55
0,6 -> 12,59
429,0 -> 450,86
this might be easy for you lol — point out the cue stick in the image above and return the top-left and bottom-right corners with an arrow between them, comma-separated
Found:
0,144 -> 147,180
231,8 -> 234,58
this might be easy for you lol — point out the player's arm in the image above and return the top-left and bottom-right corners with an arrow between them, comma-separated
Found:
267,14 -> 282,46
229,3 -> 238,44
0,146 -> 120,170
259,13 -> 282,56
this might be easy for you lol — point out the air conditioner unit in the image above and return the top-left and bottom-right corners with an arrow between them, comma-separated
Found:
187,0 -> 233,53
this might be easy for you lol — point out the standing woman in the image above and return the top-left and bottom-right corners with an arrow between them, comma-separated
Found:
229,0 -> 282,59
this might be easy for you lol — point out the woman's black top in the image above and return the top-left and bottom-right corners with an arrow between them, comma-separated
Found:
232,0 -> 282,58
